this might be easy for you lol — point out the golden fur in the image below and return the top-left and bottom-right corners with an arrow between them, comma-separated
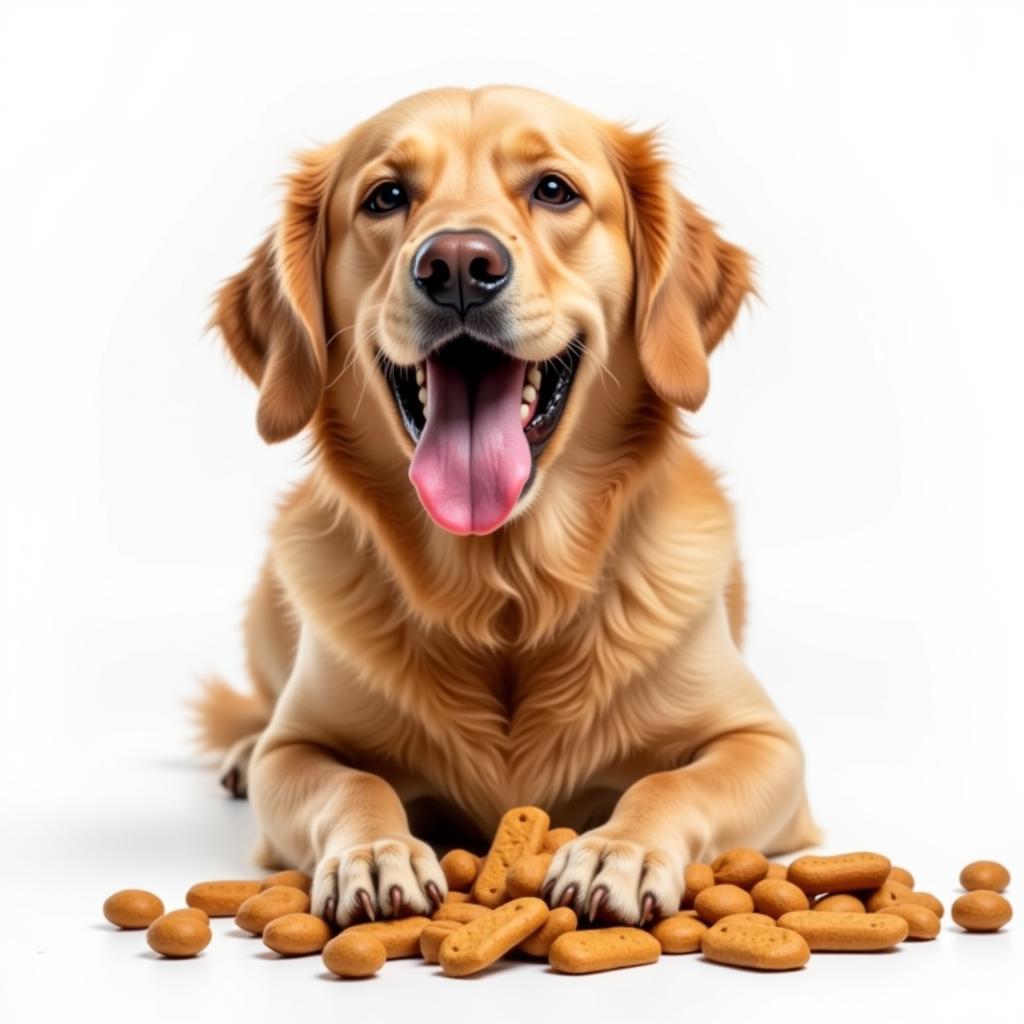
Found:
196,85 -> 819,927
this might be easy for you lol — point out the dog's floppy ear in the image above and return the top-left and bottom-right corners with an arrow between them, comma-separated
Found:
213,144 -> 339,442
608,126 -> 752,411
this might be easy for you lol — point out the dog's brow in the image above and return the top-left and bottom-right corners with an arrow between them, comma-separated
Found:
501,128 -> 559,165
382,136 -> 436,178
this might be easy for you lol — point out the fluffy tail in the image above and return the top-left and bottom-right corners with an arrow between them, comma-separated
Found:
190,675 -> 271,753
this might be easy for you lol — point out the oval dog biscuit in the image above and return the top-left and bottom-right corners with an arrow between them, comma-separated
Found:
548,927 -> 661,974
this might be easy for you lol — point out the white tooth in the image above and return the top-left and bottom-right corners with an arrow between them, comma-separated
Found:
520,403 -> 530,423
423,405 -> 429,418
418,387 -> 427,405
527,366 -> 541,388
522,384 -> 537,403
415,366 -> 425,385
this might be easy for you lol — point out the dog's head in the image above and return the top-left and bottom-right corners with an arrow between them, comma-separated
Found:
215,86 -> 750,537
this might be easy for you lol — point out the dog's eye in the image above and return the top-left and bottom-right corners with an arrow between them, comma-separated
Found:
533,174 -> 578,207
363,181 -> 409,215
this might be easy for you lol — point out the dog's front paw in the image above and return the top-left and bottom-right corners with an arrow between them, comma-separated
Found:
311,835 -> 447,928
542,828 -> 684,925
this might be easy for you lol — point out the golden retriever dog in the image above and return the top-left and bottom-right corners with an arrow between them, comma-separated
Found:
196,84 -> 819,927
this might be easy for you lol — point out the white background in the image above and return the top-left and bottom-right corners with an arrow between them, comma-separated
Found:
1,1 -> 1021,1020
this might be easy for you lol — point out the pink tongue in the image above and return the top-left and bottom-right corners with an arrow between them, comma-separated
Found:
409,356 -> 532,535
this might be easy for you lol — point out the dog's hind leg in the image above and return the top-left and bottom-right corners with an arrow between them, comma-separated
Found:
193,555 -> 299,797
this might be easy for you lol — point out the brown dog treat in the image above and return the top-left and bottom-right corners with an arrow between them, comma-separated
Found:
433,902 -> 490,924
959,861 -> 1011,893
103,889 -> 165,930
700,922 -> 809,970
260,870 -> 312,894
887,866 -> 915,889
262,912 -> 332,955
186,880 -> 262,917
146,909 -> 212,958
543,828 -> 577,853
322,931 -> 387,977
651,912 -> 708,953
786,853 -> 891,896
344,916 -> 431,958
419,920 -> 463,963
439,897 -> 549,976
751,879 -> 810,918
879,904 -> 940,940
711,848 -> 770,889
694,884 -> 755,924
444,891 -> 472,904
549,927 -> 661,974
518,907 -> 577,957
952,891 -> 1013,932
865,881 -> 943,918
710,912 -> 777,929
681,864 -> 716,908
473,807 -> 550,908
765,863 -> 788,880
440,850 -> 480,892
777,910 -> 908,950
813,894 -> 866,914
506,853 -> 553,900
235,885 -> 310,935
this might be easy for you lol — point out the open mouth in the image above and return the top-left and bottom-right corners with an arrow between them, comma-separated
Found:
381,334 -> 582,535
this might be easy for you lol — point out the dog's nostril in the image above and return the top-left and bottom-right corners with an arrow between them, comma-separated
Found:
469,256 -> 504,286
420,258 -> 450,288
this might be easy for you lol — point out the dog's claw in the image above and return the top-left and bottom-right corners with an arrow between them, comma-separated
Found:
559,884 -> 578,909
640,892 -> 655,925
541,878 -> 556,903
323,896 -> 336,925
426,881 -> 443,911
588,886 -> 607,922
389,885 -> 404,916
219,766 -> 242,798
357,889 -> 375,922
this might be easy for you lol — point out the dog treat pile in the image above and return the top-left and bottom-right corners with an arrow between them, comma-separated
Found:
101,807 -> 1013,976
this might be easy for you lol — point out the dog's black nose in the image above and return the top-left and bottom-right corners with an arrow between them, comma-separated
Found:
412,230 -> 511,316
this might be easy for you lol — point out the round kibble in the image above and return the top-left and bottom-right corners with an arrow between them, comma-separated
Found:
879,904 -> 940,940
262,912 -> 332,955
751,878 -> 809,918
888,866 -> 915,889
959,861 -> 1010,894
694,884 -> 755,924
419,920 -> 462,963
506,853 -> 552,900
682,863 -> 715,907
146,909 -> 212,958
235,885 -> 310,934
518,907 -> 578,958
102,889 -> 164,930
866,881 -> 943,918
813,894 -> 866,914
440,850 -> 480,892
952,890 -> 1012,932
651,912 -> 707,953
323,931 -> 387,977
543,828 -> 577,853
765,863 -> 788,880
711,848 -> 770,889
261,870 -> 312,894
